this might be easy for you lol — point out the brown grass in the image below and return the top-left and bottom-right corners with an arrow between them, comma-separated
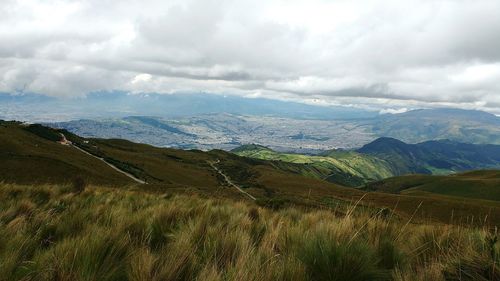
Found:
0,183 -> 498,281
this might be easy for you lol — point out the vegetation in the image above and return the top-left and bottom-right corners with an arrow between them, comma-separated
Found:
0,183 -> 499,281
0,121 -> 133,186
233,138 -> 500,187
358,137 -> 500,175
3,121 -> 500,226
233,144 -> 394,186
364,170 -> 500,201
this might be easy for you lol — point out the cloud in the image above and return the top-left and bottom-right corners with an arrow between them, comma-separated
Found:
1,0 -> 500,114
379,108 -> 409,115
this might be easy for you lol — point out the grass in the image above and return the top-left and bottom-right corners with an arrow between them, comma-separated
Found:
0,183 -> 499,281
233,145 -> 394,186
364,170 -> 500,201
0,121 -> 133,186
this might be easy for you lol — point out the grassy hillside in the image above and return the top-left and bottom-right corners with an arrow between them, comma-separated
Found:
233,138 -> 500,188
0,121 -> 133,186
358,137 -> 500,175
233,144 -> 394,186
0,183 -> 499,281
364,170 -> 500,202
2,121 -> 500,226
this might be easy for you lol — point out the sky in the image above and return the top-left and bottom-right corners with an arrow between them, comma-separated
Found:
1,0 -> 500,114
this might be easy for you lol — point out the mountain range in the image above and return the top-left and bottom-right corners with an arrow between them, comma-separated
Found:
0,92 -> 375,122
233,138 -> 500,186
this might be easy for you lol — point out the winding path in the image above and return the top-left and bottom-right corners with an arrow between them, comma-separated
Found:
60,134 -> 146,184
209,160 -> 256,200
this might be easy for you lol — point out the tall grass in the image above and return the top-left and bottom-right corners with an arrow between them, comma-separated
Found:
0,183 -> 498,281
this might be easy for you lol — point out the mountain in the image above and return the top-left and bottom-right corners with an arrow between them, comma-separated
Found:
364,170 -> 500,201
2,120 -> 499,226
358,137 -> 500,175
0,92 -> 376,122
233,138 -> 500,186
369,108 -> 500,144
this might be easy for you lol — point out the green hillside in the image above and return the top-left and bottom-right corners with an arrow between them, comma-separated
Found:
358,137 -> 500,175
233,138 -> 500,188
364,170 -> 500,201
233,145 -> 394,186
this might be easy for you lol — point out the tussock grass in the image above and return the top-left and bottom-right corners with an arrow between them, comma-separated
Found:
0,183 -> 498,281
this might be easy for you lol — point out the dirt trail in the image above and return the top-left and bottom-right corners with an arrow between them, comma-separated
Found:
60,134 -> 146,184
209,160 -> 256,200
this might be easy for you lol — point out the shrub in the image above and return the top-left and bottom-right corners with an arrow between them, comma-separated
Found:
377,237 -> 405,269
248,207 -> 260,221
33,228 -> 130,281
298,232 -> 388,281
71,177 -> 87,194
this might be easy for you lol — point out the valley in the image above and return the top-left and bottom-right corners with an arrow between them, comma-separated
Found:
48,108 -> 500,154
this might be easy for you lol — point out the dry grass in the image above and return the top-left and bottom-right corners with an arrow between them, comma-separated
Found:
0,183 -> 498,281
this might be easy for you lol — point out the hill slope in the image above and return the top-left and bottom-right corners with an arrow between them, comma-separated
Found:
233,138 -> 500,186
358,137 -> 500,175
364,170 -> 500,201
0,121 -> 133,186
233,145 -> 393,186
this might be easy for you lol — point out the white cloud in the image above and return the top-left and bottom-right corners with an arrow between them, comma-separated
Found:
1,0 -> 500,114
379,108 -> 409,115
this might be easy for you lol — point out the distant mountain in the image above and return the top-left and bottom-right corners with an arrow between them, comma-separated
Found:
0,92 -> 376,122
369,108 -> 500,144
233,137 -> 500,186
4,92 -> 497,149
358,137 -> 500,175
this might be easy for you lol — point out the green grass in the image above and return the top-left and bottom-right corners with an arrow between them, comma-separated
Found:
364,171 -> 500,201
233,145 -> 394,186
0,183 -> 499,281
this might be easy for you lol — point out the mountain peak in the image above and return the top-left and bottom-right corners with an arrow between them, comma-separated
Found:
358,137 -> 408,152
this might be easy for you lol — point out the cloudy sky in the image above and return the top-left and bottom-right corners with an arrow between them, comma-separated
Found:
1,0 -> 500,113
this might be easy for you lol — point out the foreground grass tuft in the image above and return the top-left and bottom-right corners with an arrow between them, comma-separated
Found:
0,183 -> 498,281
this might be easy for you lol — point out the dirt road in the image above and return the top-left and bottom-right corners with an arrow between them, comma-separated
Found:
60,134 -> 146,184
209,160 -> 256,200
